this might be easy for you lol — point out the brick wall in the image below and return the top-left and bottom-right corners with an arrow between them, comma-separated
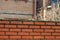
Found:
0,20 -> 60,40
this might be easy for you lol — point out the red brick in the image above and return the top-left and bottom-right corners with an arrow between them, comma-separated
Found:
52,33 -> 60,36
23,22 -> 34,25
45,29 -> 54,32
52,26 -> 60,29
41,26 -> 51,29
46,38 -> 58,40
0,21 -> 60,40
35,22 -> 45,25
6,39 -> 17,40
8,38 -> 17,40
0,39 -> 5,40
18,32 -> 29,35
30,32 -> 40,35
10,29 -> 21,32
34,36 -> 44,39
0,32 -> 5,35
22,36 -> 33,39
55,29 -> 60,32
5,25 -> 16,28
0,28 -> 9,32
18,25 -> 28,29
0,36 -> 8,39
29,26 -> 40,29
56,36 -> 60,38
56,22 -> 60,25
46,22 -> 55,25
0,25 -> 4,28
10,36 -> 21,39
6,32 -> 17,35
41,33 -> 51,36
45,36 -> 55,39
0,21 -> 9,24
18,39 -> 33,40
11,21 -> 22,24
22,29 -> 33,32
34,29 -> 44,32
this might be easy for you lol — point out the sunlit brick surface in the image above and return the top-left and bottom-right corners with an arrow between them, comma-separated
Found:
0,20 -> 60,40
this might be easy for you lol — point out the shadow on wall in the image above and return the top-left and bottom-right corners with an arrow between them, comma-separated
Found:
14,0 -> 28,3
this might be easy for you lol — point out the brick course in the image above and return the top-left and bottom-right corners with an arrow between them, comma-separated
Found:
0,20 -> 60,40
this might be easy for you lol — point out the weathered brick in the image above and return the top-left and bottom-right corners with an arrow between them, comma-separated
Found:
6,39 -> 18,40
45,39 -> 56,40
56,22 -> 60,25
23,22 -> 34,25
0,39 -> 5,40
11,21 -> 22,24
22,29 -> 33,32
0,32 -> 5,35
34,39 -> 44,40
45,29 -> 54,32
56,36 -> 60,38
34,29 -> 44,32
52,26 -> 60,29
0,25 -> 4,28
18,39 -> 33,40
45,36 -> 55,39
46,22 -> 55,25
52,33 -> 60,36
35,22 -> 45,25
22,36 -> 33,39
10,29 -> 21,32
0,21 -> 9,24
0,20 -> 60,40
5,25 -> 16,28
55,29 -> 60,32
10,39 -> 17,40
30,32 -> 40,36
10,36 -> 21,39
6,32 -> 17,35
34,36 -> 44,39
0,28 -> 9,32
29,26 -> 40,29
18,25 -> 28,29
41,33 -> 51,36
18,32 -> 29,35
0,36 -> 8,39
41,26 -> 51,29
